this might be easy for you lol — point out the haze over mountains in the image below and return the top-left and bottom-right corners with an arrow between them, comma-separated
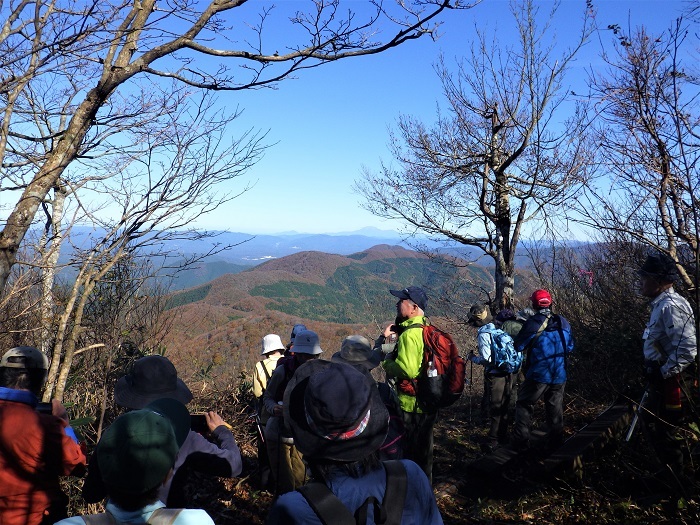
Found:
166,228 -> 515,290
59,226 -> 576,292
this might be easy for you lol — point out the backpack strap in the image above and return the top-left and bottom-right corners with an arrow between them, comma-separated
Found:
148,508 -> 183,525
257,359 -> 273,399
354,460 -> 408,525
299,461 -> 408,525
261,360 -> 273,384
552,314 -> 571,371
298,483 -> 356,525
383,460 -> 408,525
522,313 -> 551,353
81,514 -> 118,525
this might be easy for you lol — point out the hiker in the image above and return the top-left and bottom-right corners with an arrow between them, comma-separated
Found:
266,360 -> 443,524
379,286 -> 438,483
498,307 -> 535,398
494,309 -> 519,338
263,329 -> 323,494
468,304 -> 517,453
0,346 -> 86,525
252,334 -> 286,488
58,407 -> 215,525
286,323 -> 308,354
332,334 -> 405,460
512,289 -> 575,452
638,253 -> 697,479
82,355 -> 242,507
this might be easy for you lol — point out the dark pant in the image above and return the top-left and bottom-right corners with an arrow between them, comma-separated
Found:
643,370 -> 695,475
401,409 -> 437,484
513,378 -> 565,448
256,430 -> 271,489
488,373 -> 513,444
480,369 -> 491,421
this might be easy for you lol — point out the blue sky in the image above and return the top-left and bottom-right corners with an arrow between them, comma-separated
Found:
192,0 -> 691,236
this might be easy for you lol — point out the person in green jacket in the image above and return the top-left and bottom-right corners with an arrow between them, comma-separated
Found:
379,286 -> 437,483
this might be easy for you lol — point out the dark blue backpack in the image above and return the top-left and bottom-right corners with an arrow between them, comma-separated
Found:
480,325 -> 522,373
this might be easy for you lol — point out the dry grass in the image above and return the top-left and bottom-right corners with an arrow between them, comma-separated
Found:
61,365 -> 700,524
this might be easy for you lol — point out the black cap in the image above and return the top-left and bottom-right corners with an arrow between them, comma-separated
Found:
389,286 -> 428,311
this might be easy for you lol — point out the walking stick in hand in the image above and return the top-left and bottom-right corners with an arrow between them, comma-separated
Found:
626,386 -> 650,442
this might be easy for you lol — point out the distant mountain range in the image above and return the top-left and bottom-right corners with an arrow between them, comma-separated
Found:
166,244 -> 460,322
50,226 -> 586,291
164,228 -> 506,290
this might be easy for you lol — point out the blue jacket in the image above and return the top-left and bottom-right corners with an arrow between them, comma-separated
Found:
514,310 -> 574,384
266,460 -> 443,525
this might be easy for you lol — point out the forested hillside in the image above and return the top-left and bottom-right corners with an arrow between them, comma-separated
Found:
161,244 -> 518,380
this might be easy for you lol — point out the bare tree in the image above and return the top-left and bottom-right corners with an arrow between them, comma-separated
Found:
0,0 -> 473,293
356,0 -> 593,309
32,91 -> 261,400
576,22 -> 700,325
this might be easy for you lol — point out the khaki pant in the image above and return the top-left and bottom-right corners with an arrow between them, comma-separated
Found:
265,416 -> 306,494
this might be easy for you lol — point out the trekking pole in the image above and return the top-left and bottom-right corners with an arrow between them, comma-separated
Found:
625,386 -> 650,442
254,412 -> 266,446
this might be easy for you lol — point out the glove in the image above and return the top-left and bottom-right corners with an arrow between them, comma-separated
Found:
468,351 -> 477,363
643,362 -> 663,383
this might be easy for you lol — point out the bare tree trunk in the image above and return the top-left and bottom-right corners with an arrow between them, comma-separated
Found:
54,279 -> 97,401
40,184 -> 67,355
43,268 -> 90,401
0,82 -> 115,292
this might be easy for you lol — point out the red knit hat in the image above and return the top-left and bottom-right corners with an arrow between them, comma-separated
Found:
530,289 -> 552,308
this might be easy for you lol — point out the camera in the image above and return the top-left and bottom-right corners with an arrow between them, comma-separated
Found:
190,413 -> 208,434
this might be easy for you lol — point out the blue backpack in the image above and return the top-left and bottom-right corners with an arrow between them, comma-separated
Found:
481,325 -> 522,373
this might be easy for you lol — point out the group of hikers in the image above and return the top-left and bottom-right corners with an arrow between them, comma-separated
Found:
0,251 -> 696,524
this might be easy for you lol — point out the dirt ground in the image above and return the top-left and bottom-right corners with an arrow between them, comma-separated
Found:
174,384 -> 700,524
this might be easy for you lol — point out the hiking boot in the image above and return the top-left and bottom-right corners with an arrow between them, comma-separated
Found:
546,435 -> 564,453
510,440 -> 529,453
480,439 -> 498,454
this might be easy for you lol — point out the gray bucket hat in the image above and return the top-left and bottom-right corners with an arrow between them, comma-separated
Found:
331,335 -> 381,370
291,330 -> 323,355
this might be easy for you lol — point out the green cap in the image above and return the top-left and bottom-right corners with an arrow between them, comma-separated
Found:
97,409 -> 178,494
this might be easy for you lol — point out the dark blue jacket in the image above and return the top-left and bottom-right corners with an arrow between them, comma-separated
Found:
514,309 -> 574,384
266,459 -> 443,524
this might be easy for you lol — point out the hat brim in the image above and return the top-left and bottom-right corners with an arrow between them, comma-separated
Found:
291,344 -> 323,355
331,350 -> 382,370
114,376 -> 193,409
145,397 -> 191,448
389,289 -> 409,300
638,268 -> 675,281
284,360 -> 389,462
469,315 -> 493,328
261,346 -> 285,356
